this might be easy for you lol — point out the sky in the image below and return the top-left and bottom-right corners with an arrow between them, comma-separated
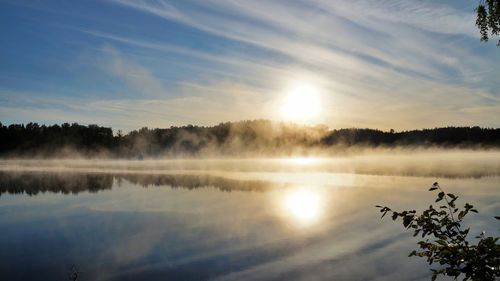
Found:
0,0 -> 499,132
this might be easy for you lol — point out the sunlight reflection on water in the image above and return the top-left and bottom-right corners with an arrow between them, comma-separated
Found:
0,168 -> 499,281
281,186 -> 323,226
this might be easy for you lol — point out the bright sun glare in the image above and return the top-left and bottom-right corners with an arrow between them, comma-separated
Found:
288,157 -> 316,165
281,84 -> 321,122
283,187 -> 322,225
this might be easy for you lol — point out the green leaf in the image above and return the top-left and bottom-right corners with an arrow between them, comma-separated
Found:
392,212 -> 398,221
458,211 -> 465,220
435,192 -> 445,202
403,216 -> 412,227
436,240 -> 447,246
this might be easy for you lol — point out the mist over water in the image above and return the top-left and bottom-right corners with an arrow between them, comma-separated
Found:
1,149 -> 500,178
0,150 -> 499,281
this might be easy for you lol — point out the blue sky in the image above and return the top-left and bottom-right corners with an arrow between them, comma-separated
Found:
0,0 -> 499,131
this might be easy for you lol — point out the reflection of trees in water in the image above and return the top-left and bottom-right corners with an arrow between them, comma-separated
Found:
0,172 -> 280,196
0,172 -> 113,196
120,173 -> 278,192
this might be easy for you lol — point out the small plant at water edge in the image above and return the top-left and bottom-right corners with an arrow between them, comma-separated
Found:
376,182 -> 500,280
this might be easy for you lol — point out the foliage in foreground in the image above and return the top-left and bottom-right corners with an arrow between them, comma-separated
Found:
377,183 -> 500,280
476,0 -> 500,46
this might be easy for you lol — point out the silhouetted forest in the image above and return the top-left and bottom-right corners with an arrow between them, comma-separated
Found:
1,120 -> 499,158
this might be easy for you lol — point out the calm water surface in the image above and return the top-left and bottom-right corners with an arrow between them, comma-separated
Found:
0,157 -> 499,281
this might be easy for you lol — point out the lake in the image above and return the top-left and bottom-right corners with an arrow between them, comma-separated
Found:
1,152 -> 499,280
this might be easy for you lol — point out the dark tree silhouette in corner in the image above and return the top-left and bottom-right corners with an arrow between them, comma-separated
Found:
476,0 -> 500,45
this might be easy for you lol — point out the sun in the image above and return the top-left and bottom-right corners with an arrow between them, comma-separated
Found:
281,83 -> 321,122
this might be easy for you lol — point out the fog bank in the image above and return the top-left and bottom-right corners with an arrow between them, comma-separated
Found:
1,149 -> 499,179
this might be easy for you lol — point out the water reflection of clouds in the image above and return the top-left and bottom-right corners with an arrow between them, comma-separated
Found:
0,168 -> 499,281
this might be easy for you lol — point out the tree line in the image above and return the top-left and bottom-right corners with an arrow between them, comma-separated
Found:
0,120 -> 499,157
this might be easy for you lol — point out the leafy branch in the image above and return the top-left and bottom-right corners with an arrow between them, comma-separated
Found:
376,182 -> 500,280
476,0 -> 500,46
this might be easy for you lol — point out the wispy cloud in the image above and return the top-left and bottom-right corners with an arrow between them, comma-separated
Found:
107,0 -> 487,80
1,0 -> 498,130
101,46 -> 168,98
